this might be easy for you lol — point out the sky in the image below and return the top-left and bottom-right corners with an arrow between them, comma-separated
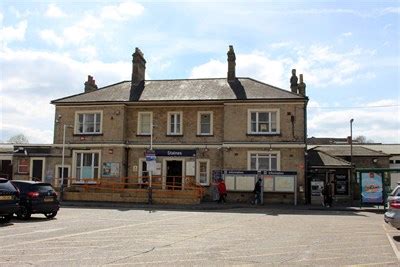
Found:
0,0 -> 399,144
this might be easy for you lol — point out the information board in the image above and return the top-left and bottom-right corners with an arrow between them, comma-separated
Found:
274,175 -> 295,192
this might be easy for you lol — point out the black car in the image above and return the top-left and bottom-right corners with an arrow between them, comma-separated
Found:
0,178 -> 19,223
11,180 -> 59,219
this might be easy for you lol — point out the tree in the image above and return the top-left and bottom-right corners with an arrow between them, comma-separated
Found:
7,134 -> 29,144
355,135 -> 374,144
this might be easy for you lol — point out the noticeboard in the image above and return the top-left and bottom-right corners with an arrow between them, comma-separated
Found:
361,172 -> 383,204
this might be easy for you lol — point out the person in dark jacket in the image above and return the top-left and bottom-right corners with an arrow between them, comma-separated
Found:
217,179 -> 227,203
253,178 -> 262,204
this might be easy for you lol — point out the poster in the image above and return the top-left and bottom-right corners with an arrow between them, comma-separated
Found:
275,176 -> 295,192
102,162 -> 120,177
361,172 -> 383,204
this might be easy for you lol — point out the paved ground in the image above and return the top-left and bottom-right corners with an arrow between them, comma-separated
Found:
1,205 -> 400,266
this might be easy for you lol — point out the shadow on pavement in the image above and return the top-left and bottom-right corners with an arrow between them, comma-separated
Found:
59,201 -> 387,217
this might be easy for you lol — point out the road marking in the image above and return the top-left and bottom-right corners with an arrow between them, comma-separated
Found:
383,224 -> 400,261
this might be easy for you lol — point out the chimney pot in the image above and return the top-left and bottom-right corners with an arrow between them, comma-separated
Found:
298,73 -> 306,96
290,69 -> 298,94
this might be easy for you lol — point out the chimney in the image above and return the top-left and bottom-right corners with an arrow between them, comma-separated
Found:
290,69 -> 298,94
227,45 -> 236,82
298,74 -> 306,96
84,75 -> 98,93
131,47 -> 146,86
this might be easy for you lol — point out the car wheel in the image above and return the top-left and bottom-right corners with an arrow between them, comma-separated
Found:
17,206 -> 31,220
44,212 -> 57,219
0,215 -> 12,224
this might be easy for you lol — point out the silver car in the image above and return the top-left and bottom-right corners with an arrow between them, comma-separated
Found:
384,183 -> 400,230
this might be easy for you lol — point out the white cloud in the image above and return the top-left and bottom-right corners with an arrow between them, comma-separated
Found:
78,45 -> 98,60
189,45 -> 374,89
39,29 -> 64,47
100,1 -> 144,21
0,48 -> 131,143
45,4 -> 67,18
308,99 -> 400,143
342,32 -> 352,37
0,20 -> 27,45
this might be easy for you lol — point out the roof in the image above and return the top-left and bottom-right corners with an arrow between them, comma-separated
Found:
307,149 -> 351,167
0,144 -> 14,154
51,78 -> 306,104
313,145 -> 388,157
359,144 -> 400,156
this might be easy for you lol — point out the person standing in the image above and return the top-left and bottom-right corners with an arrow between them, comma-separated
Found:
253,178 -> 262,204
217,179 -> 227,203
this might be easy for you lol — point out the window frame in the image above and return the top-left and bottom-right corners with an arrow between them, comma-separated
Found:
247,109 -> 280,135
17,159 -> 29,174
167,111 -> 183,135
74,110 -> 103,135
247,151 -> 281,171
72,150 -> 101,180
197,111 -> 213,136
196,159 -> 210,186
137,112 -> 153,135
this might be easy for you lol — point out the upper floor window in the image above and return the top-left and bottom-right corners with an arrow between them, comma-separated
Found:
197,111 -> 213,135
168,112 -> 182,135
75,111 -> 102,134
137,112 -> 152,135
248,109 -> 279,134
248,152 -> 279,171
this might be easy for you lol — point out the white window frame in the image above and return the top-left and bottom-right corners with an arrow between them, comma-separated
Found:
17,159 -> 29,174
247,151 -> 281,171
29,157 -> 46,181
72,150 -> 101,180
247,109 -> 280,134
137,112 -> 153,135
138,158 -> 149,183
74,110 -> 103,134
54,164 -> 71,179
167,111 -> 183,135
196,159 -> 210,186
197,111 -> 213,136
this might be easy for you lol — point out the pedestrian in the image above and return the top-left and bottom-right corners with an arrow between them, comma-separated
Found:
217,179 -> 227,203
321,185 -> 327,207
211,179 -> 220,202
326,183 -> 333,208
253,178 -> 262,204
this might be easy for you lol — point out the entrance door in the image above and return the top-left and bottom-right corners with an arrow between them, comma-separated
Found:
31,158 -> 45,181
166,160 -> 182,190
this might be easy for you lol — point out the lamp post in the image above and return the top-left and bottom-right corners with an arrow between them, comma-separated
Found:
350,118 -> 354,204
60,124 -> 73,201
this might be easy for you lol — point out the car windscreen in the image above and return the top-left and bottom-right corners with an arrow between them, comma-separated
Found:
0,181 -> 17,192
31,184 -> 55,193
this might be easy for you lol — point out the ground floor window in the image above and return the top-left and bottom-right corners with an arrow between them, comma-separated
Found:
75,152 -> 100,179
196,159 -> 210,185
248,152 -> 279,171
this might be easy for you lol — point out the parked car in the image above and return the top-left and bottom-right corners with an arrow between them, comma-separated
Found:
384,183 -> 400,230
11,180 -> 59,220
0,178 -> 19,224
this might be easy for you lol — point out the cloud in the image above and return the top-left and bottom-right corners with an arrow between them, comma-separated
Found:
342,32 -> 352,37
39,29 -> 64,47
45,4 -> 67,18
0,48 -> 131,143
100,1 -> 145,21
0,20 -> 27,46
308,99 -> 400,143
189,45 -> 374,89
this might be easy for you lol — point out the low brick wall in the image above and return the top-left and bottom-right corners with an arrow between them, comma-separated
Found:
64,190 -> 201,205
